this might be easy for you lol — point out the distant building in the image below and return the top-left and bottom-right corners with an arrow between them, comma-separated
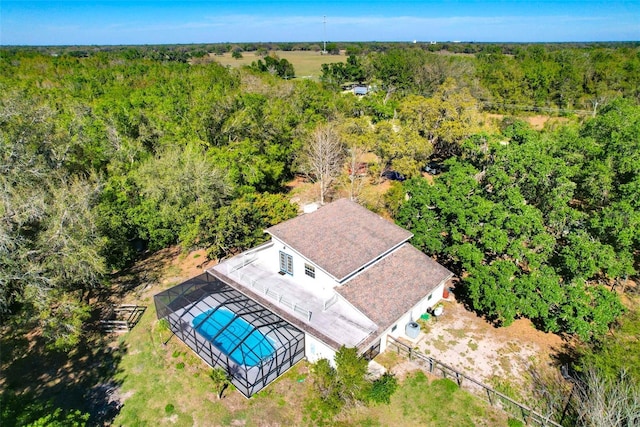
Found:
353,85 -> 369,96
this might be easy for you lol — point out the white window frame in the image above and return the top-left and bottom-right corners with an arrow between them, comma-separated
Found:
304,263 -> 315,279
279,251 -> 293,275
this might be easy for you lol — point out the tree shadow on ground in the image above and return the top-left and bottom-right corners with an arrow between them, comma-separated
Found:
106,246 -> 182,301
0,317 -> 127,426
448,278 -> 505,328
548,340 -> 583,373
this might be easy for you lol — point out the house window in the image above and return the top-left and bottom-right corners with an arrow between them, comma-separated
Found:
279,251 -> 293,275
428,293 -> 432,301
391,324 -> 397,332
304,263 -> 315,278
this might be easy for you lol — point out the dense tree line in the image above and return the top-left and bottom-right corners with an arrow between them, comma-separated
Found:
320,44 -> 640,114
0,50 -> 344,348
395,99 -> 639,341
249,54 -> 295,79
1,45 -> 638,355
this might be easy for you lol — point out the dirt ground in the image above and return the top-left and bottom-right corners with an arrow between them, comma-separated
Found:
398,290 -> 563,388
113,246 -> 217,305
486,113 -> 570,131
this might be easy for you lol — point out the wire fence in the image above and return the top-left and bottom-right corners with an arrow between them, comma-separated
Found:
386,336 -> 562,427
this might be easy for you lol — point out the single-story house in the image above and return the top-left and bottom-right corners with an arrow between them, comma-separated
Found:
154,199 -> 453,397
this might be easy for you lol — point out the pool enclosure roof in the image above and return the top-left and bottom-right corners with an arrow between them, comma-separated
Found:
154,272 -> 305,398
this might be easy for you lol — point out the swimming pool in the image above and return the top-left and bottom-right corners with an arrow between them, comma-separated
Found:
192,307 -> 276,367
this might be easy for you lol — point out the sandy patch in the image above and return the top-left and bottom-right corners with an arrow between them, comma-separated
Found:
408,293 -> 562,386
486,113 -> 570,131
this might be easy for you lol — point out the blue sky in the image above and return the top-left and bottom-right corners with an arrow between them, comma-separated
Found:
2,1 -> 638,45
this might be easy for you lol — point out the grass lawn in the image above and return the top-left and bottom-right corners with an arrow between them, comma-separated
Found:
113,301 -> 510,426
112,303 -> 309,426
209,50 -> 346,80
349,372 -> 508,427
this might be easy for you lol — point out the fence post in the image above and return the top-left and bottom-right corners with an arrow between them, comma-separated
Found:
486,388 -> 494,406
520,406 -> 529,425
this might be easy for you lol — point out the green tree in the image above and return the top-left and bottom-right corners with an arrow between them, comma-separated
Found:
1,392 -> 89,427
209,367 -> 231,399
581,302 -> 640,384
368,372 -> 399,404
0,94 -> 106,349
334,346 -> 370,404
370,47 -> 428,94
309,346 -> 396,417
371,120 -> 432,178
398,78 -> 481,157
320,55 -> 365,89
556,282 -> 625,341
250,54 -> 295,79
128,143 -> 231,251
396,115 -> 630,340
193,193 -> 297,260
311,358 -> 340,405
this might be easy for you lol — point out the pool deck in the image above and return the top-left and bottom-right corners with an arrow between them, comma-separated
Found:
210,255 -> 378,350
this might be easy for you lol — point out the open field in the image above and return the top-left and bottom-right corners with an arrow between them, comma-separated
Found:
206,50 -> 346,80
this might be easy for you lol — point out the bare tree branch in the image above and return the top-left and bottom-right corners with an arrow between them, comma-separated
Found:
299,123 -> 345,205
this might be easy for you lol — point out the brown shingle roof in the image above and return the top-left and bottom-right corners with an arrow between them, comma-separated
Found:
336,243 -> 453,332
266,199 -> 413,281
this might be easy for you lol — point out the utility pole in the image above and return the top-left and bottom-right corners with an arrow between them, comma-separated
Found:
323,15 -> 327,54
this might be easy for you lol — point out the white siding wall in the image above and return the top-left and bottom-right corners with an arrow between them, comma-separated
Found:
305,333 -> 337,365
379,281 -> 446,353
260,237 -> 338,292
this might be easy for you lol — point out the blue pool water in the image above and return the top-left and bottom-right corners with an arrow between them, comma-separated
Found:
192,308 -> 275,367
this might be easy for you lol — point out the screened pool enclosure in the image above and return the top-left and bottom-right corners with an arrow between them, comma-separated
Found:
154,272 -> 305,397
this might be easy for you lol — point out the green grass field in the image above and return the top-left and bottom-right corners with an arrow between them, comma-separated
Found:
209,50 -> 346,80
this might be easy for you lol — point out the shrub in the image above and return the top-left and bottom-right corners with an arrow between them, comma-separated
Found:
507,418 -> 524,427
368,372 -> 398,404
